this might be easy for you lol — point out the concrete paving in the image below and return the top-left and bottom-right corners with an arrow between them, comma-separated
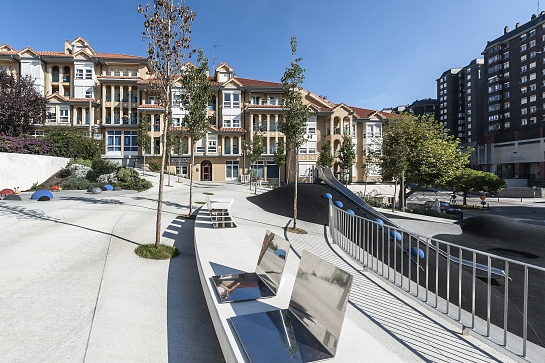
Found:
0,173 -> 525,362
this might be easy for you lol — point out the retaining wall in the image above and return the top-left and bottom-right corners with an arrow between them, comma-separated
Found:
0,152 -> 68,191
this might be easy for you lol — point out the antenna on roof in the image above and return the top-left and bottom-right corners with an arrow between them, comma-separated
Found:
212,44 -> 219,72
539,0 -> 540,14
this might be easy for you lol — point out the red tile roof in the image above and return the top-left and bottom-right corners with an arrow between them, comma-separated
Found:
37,51 -> 71,57
219,127 -> 246,133
235,77 -> 283,88
94,53 -> 147,60
138,104 -> 164,109
349,106 -> 377,119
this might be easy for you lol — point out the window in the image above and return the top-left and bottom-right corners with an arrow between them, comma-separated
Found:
521,118 -> 528,125
521,97 -> 528,104
521,86 -> 528,94
530,94 -> 537,102
521,34 -> 527,41
269,97 -> 276,105
530,40 -> 536,48
467,74 -> 471,80
521,65 -> 528,72
308,127 -> 316,134
223,92 -> 240,108
521,55 -> 527,62
85,90 -> 92,98
172,118 -> 181,127
124,131 -> 138,152
504,101 -> 510,108
530,117 -> 537,124
531,105 -> 537,113
530,29 -> 536,37
530,73 -> 537,81
76,69 -> 83,79
489,104 -> 500,112
521,76 -> 528,83
252,96 -> 260,105
504,122 -> 510,128
521,108 -> 528,115
530,51 -> 537,58
59,109 -> 70,123
85,69 -> 92,79
503,51 -> 509,59
521,44 -> 527,51
107,131 -> 122,151
233,93 -> 240,107
223,93 -> 231,108
504,112 -> 510,118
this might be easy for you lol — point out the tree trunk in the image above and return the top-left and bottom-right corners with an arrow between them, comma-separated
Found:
167,153 -> 171,186
363,177 -> 368,201
293,156 -> 298,229
155,120 -> 168,248
463,191 -> 467,206
142,155 -> 146,176
392,180 -> 397,212
189,142 -> 195,215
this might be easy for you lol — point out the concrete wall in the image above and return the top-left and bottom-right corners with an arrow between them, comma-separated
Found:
0,153 -> 69,191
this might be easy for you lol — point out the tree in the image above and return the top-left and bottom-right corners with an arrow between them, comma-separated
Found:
273,139 -> 286,184
317,142 -> 334,169
138,0 -> 196,248
280,36 -> 312,231
0,68 -> 48,137
338,135 -> 356,185
137,112 -> 152,176
380,113 -> 471,206
445,168 -> 507,205
360,141 -> 381,199
180,49 -> 211,215
249,130 -> 264,194
172,132 -> 186,183
45,127 -> 102,160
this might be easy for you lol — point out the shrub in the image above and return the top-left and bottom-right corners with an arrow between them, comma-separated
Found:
68,157 -> 92,168
67,163 -> 91,178
58,168 -> 72,179
87,158 -> 119,182
44,128 -> 102,160
0,134 -> 51,155
117,166 -> 139,183
268,180 -> 279,189
97,173 -> 117,183
148,160 -> 161,172
61,176 -> 101,190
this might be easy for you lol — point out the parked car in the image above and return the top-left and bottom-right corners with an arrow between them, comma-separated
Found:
423,201 -> 462,216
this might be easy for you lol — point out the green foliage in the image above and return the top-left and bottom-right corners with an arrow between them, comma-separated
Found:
273,139 -> 286,167
338,136 -> 356,182
444,168 -> 506,205
68,157 -> 93,168
87,158 -> 119,182
148,159 -> 161,172
381,113 -> 471,198
249,131 -> 264,164
317,142 -> 334,168
58,168 -> 72,179
117,166 -> 140,183
45,127 -> 102,160
137,112 -> 152,151
30,181 -> 40,191
134,244 -> 179,260
268,180 -> 280,189
61,176 -> 101,190
280,36 -> 312,155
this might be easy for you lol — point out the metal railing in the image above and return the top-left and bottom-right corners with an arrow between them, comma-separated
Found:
326,191 -> 545,362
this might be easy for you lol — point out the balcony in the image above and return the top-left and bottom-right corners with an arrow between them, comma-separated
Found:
76,116 -> 90,125
102,71 -> 139,77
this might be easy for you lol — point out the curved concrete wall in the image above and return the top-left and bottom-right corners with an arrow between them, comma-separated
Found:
0,153 -> 69,191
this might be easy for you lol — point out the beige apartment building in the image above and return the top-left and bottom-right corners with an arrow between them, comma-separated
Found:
0,38 -> 386,183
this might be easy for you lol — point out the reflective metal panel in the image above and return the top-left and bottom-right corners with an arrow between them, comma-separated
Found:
230,309 -> 333,363
212,273 -> 274,303
255,230 -> 291,295
288,251 -> 353,357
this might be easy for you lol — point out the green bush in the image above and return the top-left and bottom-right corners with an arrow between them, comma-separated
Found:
61,176 -> 101,190
268,180 -> 279,189
87,158 -> 120,182
45,128 -> 102,160
58,168 -> 72,178
117,166 -> 139,183
68,157 -> 93,168
148,160 -> 161,172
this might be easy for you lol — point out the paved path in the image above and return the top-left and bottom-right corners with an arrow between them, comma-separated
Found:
0,174 -> 524,362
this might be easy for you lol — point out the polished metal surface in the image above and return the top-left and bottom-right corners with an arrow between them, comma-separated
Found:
255,230 -> 291,295
288,251 -> 353,358
231,309 -> 333,363
230,251 -> 353,362
212,230 -> 290,302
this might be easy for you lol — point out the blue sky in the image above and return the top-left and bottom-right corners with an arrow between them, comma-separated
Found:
1,1 -> 541,110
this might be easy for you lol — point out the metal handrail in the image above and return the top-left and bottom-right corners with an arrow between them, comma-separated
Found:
327,194 -> 545,362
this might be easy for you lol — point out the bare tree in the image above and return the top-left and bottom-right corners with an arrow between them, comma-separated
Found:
138,0 -> 195,247
137,112 -> 151,176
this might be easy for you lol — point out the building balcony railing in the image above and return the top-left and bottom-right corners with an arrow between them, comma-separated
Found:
76,116 -> 90,125
102,71 -> 140,77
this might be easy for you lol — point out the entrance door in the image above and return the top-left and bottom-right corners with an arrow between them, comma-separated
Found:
226,161 -> 239,181
201,160 -> 212,181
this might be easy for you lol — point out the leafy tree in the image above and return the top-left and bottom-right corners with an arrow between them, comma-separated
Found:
280,36 -> 312,230
137,112 -> 152,175
360,142 -> 381,199
249,130 -> 264,194
338,135 -> 356,185
180,49 -> 211,214
317,141 -> 334,169
445,168 -> 506,205
138,0 -> 196,247
273,139 -> 286,184
172,132 -> 186,183
0,68 -> 48,137
380,113 -> 471,205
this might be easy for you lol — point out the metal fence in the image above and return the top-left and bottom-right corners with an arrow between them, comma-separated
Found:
328,201 -> 545,362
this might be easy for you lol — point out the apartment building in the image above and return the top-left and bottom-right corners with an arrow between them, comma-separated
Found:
479,13 -> 545,180
0,38 -> 387,183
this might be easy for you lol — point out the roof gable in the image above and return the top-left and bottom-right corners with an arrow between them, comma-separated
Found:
70,36 -> 97,55
216,62 -> 234,72
0,44 -> 15,52
46,93 -> 69,103
222,78 -> 242,87
18,47 -> 40,58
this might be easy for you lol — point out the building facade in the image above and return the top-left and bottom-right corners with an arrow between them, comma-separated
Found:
0,38 -> 387,183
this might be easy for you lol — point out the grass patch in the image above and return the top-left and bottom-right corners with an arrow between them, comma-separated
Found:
195,201 -> 206,204
284,226 -> 308,234
134,244 -> 179,260
202,192 -> 214,195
